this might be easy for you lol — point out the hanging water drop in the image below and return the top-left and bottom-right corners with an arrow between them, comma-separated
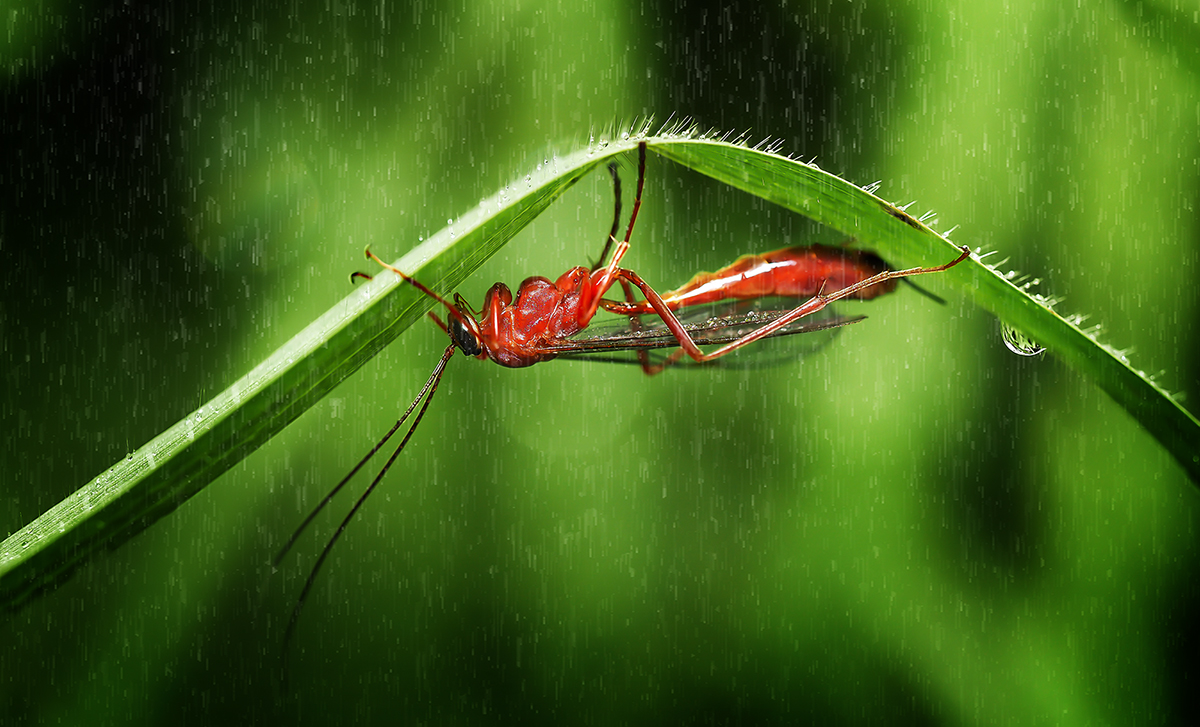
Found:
1001,321 -> 1045,356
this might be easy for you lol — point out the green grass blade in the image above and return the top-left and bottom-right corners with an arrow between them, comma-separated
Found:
0,137 -> 639,610
4,130 -> 1197,611
647,135 -> 1199,484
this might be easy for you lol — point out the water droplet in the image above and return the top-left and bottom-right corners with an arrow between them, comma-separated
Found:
1001,322 -> 1045,357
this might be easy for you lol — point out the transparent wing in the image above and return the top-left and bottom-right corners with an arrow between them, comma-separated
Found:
545,300 -> 866,368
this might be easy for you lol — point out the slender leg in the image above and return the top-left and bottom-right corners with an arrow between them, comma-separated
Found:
582,142 -> 647,320
590,162 -> 623,272
613,277 -> 664,374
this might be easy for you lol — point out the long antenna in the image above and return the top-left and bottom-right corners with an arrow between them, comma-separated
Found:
278,343 -> 457,661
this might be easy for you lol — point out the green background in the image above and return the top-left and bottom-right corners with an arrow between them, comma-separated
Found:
2,0 -> 1196,723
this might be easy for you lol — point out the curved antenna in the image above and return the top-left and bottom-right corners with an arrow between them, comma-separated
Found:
356,248 -> 481,338
278,343 -> 457,660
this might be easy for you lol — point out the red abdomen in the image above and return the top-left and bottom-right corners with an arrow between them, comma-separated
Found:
613,244 -> 895,314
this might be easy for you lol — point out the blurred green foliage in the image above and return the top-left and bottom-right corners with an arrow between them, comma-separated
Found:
2,0 -> 1196,724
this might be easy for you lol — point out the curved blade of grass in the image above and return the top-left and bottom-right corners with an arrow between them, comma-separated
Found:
0,137 -> 640,610
4,129 -> 1197,611
647,135 -> 1199,484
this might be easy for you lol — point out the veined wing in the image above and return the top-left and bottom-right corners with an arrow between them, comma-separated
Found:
544,301 -> 866,368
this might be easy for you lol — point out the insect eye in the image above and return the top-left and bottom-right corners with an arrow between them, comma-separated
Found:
448,314 -> 483,357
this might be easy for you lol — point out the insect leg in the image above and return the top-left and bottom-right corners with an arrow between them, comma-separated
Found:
590,162 -> 622,272
583,141 -> 648,319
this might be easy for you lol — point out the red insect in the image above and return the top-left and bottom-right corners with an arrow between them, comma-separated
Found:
275,141 -> 970,650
